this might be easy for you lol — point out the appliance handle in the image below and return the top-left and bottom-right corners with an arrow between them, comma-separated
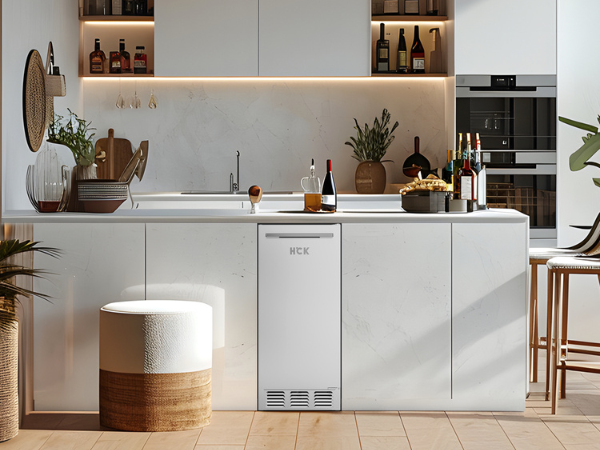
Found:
456,86 -> 556,98
486,166 -> 556,175
265,233 -> 335,239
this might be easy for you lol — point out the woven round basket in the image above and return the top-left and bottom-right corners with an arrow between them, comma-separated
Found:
0,307 -> 19,442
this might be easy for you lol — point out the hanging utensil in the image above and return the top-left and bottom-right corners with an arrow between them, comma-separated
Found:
403,136 -> 431,178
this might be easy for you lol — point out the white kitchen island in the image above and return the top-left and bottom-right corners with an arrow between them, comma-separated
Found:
3,194 -> 529,412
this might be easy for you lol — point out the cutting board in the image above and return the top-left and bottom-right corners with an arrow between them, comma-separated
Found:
95,129 -> 133,180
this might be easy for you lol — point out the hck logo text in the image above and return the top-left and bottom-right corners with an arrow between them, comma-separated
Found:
290,247 -> 310,255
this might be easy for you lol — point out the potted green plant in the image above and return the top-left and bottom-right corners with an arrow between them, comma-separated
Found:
47,109 -> 97,211
0,240 -> 59,442
345,108 -> 399,194
559,115 -> 600,187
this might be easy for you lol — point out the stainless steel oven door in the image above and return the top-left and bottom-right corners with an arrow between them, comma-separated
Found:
485,165 -> 556,239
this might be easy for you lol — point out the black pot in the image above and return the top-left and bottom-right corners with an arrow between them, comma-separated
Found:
403,136 -> 431,177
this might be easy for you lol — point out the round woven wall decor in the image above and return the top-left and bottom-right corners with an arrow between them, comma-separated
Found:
22,50 -> 46,152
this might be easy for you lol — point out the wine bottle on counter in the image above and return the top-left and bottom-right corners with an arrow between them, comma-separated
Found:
376,23 -> 390,73
397,28 -> 408,73
456,152 -> 475,201
109,49 -> 121,74
321,159 -> 337,212
89,38 -> 106,74
410,25 -> 425,73
119,39 -> 130,73
453,133 -> 463,199
441,149 -> 455,192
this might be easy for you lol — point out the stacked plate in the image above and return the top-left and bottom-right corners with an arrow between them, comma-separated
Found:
78,180 -> 128,213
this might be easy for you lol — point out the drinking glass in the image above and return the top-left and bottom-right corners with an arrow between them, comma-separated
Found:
148,89 -> 157,109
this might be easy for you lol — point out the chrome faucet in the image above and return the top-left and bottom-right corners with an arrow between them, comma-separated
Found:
230,151 -> 240,194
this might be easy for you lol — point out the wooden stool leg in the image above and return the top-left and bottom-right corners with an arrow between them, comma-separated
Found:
530,263 -> 539,383
560,274 -> 570,399
546,268 -> 554,401
551,271 -> 562,414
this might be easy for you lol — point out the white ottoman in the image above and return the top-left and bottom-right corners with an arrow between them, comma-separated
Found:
99,300 -> 212,431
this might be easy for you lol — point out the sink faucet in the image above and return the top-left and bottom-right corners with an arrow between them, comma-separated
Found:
230,151 -> 240,194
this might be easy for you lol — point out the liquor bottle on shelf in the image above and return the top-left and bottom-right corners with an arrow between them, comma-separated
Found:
119,39 -> 130,73
321,159 -> 337,212
134,46 -> 147,74
89,39 -> 106,74
410,25 -> 425,73
397,28 -> 408,73
376,23 -> 390,73
123,0 -> 134,15
404,0 -> 419,14
95,0 -> 111,15
134,0 -> 147,15
109,49 -> 121,74
426,0 -> 439,15
111,0 -> 122,15
383,0 -> 399,14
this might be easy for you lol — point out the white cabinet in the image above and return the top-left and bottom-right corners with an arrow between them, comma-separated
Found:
145,223 -> 258,410
154,0 -> 259,76
259,0 -> 370,76
455,0 -> 556,75
452,222 -> 528,410
32,223 -> 145,411
341,223 -> 452,410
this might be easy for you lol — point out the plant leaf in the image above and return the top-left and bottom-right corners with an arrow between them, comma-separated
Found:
570,132 -> 600,171
559,116 -> 599,133
594,178 -> 600,188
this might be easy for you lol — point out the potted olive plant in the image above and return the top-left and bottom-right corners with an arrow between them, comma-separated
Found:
345,108 -> 399,194
0,240 -> 59,442
47,109 -> 96,211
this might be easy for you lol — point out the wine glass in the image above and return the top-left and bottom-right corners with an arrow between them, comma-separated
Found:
115,79 -> 125,109
148,89 -> 157,109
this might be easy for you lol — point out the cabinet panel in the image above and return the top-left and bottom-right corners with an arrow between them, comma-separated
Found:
342,223 -> 451,409
33,223 -> 146,411
145,223 -> 258,410
154,0 -> 258,76
259,0 -> 371,76
452,222 -> 528,410
455,0 -> 556,75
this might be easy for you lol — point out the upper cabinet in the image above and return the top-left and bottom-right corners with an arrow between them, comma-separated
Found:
455,0 -> 556,75
259,0 -> 371,76
154,0 -> 259,76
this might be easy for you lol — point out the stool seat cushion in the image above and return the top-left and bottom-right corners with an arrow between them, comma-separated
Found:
530,248 -> 582,262
547,256 -> 600,270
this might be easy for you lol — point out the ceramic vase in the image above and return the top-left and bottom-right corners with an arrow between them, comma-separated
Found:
355,161 -> 386,194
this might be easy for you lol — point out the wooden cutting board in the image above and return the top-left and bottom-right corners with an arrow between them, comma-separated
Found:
95,129 -> 134,180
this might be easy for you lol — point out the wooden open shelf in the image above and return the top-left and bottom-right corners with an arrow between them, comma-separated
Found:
80,15 -> 154,22
371,15 -> 448,22
83,73 -> 154,77
371,72 -> 448,77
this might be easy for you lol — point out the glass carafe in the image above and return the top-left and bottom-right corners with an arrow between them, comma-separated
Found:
301,159 -> 322,212
34,143 -> 69,212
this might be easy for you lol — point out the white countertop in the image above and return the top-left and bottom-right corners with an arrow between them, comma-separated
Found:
2,192 -> 528,224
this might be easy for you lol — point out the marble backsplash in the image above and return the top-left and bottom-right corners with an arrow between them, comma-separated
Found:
82,78 -> 447,194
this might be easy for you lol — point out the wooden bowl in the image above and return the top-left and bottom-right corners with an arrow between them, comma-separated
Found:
403,166 -> 422,178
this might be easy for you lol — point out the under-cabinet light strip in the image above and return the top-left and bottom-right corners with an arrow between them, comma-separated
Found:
84,21 -> 154,25
82,76 -> 448,81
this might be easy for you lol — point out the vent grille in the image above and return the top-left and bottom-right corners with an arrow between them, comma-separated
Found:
262,389 -> 339,410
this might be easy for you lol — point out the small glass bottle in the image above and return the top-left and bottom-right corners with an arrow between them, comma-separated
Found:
123,0 -> 134,15
134,0 -> 147,15
119,39 -> 130,73
134,46 -> 147,74
89,38 -> 106,74
110,49 -> 122,74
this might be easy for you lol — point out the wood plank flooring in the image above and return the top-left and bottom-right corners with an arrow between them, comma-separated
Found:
7,357 -> 600,449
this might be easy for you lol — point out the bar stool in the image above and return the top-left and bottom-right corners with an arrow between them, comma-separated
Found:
547,256 -> 600,414
529,212 -> 600,392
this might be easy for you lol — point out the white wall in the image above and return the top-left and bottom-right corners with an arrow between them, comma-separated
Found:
82,78 -> 448,195
2,0 -> 82,212
554,0 -> 600,342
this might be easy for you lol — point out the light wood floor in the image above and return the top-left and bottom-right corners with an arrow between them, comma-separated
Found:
6,359 -> 600,449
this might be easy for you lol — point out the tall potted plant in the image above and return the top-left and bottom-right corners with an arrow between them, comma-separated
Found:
0,240 -> 59,442
345,108 -> 399,194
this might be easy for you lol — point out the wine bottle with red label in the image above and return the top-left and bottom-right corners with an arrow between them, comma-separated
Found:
321,159 -> 337,212
410,25 -> 425,73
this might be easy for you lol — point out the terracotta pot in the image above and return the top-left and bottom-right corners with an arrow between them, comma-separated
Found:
355,161 -> 386,194
0,301 -> 19,442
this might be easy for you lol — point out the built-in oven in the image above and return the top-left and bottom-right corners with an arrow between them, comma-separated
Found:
456,75 -> 557,240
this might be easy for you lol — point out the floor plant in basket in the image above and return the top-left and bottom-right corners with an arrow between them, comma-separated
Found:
0,240 -> 59,442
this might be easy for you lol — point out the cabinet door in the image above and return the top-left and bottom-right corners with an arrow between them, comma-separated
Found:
455,0 -> 556,75
146,223 -> 258,410
342,223 -> 451,410
259,0 -> 371,76
154,0 -> 259,76
33,223 -> 146,411
452,222 -> 528,410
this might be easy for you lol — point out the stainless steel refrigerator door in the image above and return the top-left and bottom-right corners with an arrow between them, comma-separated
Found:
258,224 -> 341,410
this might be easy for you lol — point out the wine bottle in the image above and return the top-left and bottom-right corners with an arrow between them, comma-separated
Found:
134,46 -> 147,74
321,159 -> 337,212
456,155 -> 475,201
426,0 -> 439,15
397,28 -> 408,73
123,0 -> 134,15
119,39 -> 130,73
89,38 -> 106,74
376,23 -> 390,73
109,49 -> 121,74
453,133 -> 463,199
441,149 -> 454,192
410,25 -> 425,73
